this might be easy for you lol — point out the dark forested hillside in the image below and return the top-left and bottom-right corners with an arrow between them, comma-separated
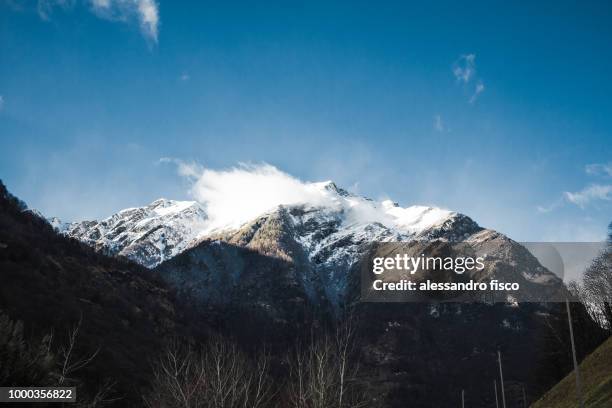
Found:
0,180 -> 197,404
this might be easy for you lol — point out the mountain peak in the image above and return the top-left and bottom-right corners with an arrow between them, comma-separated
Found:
54,197 -> 208,268
311,180 -> 351,197
148,198 -> 202,216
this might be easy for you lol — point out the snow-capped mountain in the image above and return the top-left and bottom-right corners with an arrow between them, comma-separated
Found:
198,182 -> 482,307
55,198 -> 208,268
51,179 -> 563,309
52,181 -> 463,270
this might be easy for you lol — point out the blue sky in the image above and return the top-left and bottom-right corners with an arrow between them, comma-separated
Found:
0,0 -> 611,241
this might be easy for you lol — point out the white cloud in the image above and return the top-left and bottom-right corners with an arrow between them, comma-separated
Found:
184,163 -> 336,231
453,54 -> 485,103
180,73 -> 190,81
90,0 -> 159,42
29,0 -> 159,42
537,200 -> 562,214
163,161 -> 453,235
0,95 -> 4,111
158,157 -> 203,179
188,164 -> 318,204
136,0 -> 158,42
469,81 -> 485,104
453,54 -> 476,83
564,184 -> 612,208
585,163 -> 612,177
536,206 -> 551,214
539,163 -> 612,213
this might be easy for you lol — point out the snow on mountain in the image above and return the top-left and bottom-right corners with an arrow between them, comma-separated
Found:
190,181 -> 474,306
284,182 -> 458,267
55,198 -> 208,268
51,180 -> 464,271
48,216 -> 70,232
48,177 -> 566,308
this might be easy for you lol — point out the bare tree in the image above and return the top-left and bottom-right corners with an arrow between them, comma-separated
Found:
573,223 -> 612,331
81,379 -> 120,408
144,336 -> 274,408
54,316 -> 118,408
144,339 -> 204,408
57,316 -> 100,386
286,315 -> 367,408
568,280 -> 608,329
0,311 -> 116,407
204,339 -> 273,408
582,251 -> 612,330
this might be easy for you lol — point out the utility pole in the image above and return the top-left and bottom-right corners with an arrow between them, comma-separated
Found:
461,389 -> 465,408
522,385 -> 527,408
494,380 -> 499,408
566,298 -> 584,408
498,350 -> 507,408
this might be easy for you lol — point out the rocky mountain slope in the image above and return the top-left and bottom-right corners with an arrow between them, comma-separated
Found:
51,198 -> 208,268
52,182 -> 461,269
53,180 -> 564,309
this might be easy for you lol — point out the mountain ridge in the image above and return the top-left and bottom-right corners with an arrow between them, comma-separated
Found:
48,180 -> 466,269
52,198 -> 208,268
46,180 -> 566,309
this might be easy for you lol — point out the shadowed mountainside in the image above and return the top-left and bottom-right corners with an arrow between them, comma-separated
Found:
0,180 -> 200,403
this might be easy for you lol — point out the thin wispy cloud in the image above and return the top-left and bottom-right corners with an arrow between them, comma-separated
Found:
15,0 -> 159,42
469,81 -> 485,104
158,157 -> 202,179
540,163 -> 612,212
564,163 -> 612,208
179,73 -> 190,81
452,54 -> 476,83
564,184 -> 612,208
0,95 -> 4,111
452,54 -> 485,103
536,199 -> 563,214
89,0 -> 159,42
536,206 -> 551,214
